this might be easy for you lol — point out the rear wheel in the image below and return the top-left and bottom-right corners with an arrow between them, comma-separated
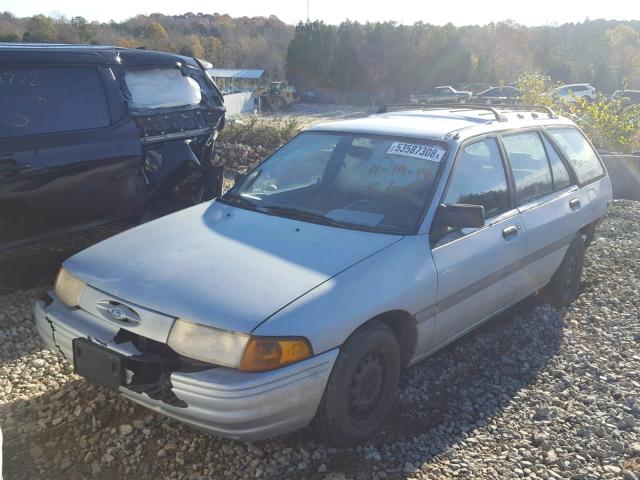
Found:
542,234 -> 585,307
313,321 -> 400,447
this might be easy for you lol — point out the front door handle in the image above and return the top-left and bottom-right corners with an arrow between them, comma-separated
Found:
502,225 -> 519,239
569,198 -> 581,210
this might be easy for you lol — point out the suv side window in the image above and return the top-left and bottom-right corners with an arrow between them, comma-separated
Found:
0,66 -> 110,138
547,127 -> 604,184
502,131 -> 553,204
542,135 -> 572,190
444,138 -> 510,218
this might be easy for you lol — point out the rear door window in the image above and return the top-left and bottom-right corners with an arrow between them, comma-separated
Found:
502,131 -> 553,204
547,127 -> 604,184
444,138 -> 510,218
0,66 -> 110,138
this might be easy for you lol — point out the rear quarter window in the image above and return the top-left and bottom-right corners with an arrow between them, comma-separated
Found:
547,127 -> 604,184
0,66 -> 110,138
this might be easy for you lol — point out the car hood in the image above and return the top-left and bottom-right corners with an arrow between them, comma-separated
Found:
65,201 -> 402,333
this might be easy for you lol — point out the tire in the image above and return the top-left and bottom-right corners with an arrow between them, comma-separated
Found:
542,234 -> 585,307
313,321 -> 401,447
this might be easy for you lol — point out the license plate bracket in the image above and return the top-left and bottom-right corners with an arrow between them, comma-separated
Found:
73,338 -> 124,390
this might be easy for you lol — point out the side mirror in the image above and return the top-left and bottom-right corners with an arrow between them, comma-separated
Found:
433,203 -> 485,231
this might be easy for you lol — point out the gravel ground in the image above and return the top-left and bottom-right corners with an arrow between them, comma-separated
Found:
0,201 -> 639,480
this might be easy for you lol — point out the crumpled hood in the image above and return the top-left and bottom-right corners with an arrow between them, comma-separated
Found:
65,201 -> 402,333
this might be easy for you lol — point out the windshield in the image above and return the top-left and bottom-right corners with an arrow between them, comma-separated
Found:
225,132 -> 446,233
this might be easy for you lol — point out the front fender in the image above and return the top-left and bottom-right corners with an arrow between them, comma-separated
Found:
252,235 -> 438,359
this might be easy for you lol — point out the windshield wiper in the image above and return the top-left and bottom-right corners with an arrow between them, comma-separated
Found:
220,197 -> 366,230
219,193 -> 260,210
260,206 -> 352,229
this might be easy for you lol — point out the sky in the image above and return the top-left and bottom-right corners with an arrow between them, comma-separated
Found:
2,0 -> 640,26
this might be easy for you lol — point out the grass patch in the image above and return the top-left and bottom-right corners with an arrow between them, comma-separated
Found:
219,117 -> 302,150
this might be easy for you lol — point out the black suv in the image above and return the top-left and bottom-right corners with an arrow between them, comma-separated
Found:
0,44 -> 225,249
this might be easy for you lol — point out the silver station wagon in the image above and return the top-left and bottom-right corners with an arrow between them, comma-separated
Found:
35,105 -> 611,446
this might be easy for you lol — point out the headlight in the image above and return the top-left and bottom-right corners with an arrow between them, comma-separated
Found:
167,318 -> 312,371
54,268 -> 86,307
167,318 -> 250,368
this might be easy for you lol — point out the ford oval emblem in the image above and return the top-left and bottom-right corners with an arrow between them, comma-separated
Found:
96,300 -> 141,325
108,307 -> 127,320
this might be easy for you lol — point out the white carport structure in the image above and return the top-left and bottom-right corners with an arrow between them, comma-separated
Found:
207,68 -> 264,116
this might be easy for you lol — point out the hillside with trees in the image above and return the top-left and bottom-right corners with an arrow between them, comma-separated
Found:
0,12 -> 294,79
287,20 -> 640,103
1,12 -> 640,102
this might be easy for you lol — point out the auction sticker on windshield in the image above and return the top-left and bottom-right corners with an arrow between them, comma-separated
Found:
387,142 -> 445,162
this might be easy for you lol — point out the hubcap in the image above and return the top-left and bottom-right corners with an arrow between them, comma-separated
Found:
348,349 -> 385,423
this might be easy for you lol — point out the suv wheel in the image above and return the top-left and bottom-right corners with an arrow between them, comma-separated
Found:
313,321 -> 400,447
543,234 -> 585,307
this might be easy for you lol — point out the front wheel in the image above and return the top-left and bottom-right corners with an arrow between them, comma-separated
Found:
542,234 -> 585,307
313,321 -> 400,447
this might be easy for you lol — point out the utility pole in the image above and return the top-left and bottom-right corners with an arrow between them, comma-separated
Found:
306,0 -> 309,22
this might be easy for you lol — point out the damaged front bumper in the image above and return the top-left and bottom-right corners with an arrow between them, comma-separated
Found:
34,295 -> 338,441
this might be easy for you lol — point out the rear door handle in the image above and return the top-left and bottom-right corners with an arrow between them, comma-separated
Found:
502,225 -> 519,239
569,198 -> 581,210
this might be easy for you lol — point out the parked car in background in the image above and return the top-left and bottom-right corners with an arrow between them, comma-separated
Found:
36,104 -> 611,446
551,84 -> 597,103
0,43 -> 225,250
474,85 -> 522,104
610,89 -> 640,110
410,85 -> 472,104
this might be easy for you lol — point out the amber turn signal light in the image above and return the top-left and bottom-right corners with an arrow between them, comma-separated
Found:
239,336 -> 313,372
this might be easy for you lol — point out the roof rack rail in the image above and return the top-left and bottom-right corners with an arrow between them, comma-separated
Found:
488,104 -> 557,119
376,103 -> 508,122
